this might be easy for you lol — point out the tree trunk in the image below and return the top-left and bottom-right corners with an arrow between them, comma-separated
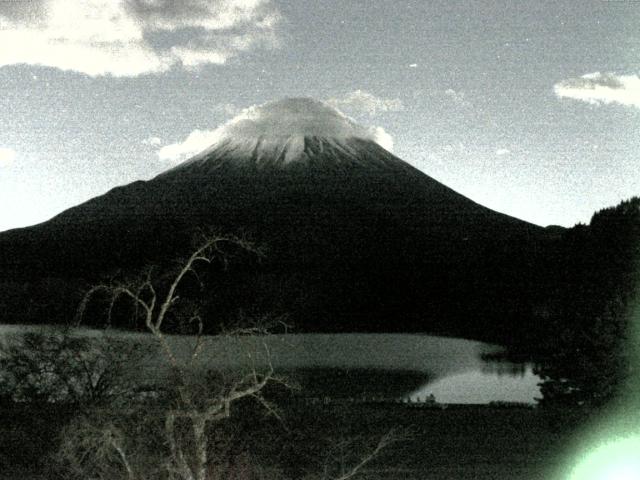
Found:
166,412 -> 195,480
193,416 -> 209,480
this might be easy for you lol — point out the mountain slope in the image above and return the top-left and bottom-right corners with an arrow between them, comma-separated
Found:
0,99 -> 554,343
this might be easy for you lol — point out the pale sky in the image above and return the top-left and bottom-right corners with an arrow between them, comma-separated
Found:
1,0 -> 639,232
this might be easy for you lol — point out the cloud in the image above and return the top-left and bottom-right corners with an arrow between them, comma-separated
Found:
368,126 -> 394,152
0,0 -> 281,76
142,136 -> 162,146
326,90 -> 404,116
212,102 -> 242,116
158,129 -> 224,163
157,98 -> 396,163
554,72 -> 640,108
0,147 -> 16,167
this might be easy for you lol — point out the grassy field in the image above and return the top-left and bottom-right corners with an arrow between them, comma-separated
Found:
1,402 -> 580,479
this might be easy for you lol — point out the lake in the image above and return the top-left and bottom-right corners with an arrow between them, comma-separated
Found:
0,325 -> 540,404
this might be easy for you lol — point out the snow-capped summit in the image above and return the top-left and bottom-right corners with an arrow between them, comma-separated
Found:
219,98 -> 388,142
174,98 -> 396,170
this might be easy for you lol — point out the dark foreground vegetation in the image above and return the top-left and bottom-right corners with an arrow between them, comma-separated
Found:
1,401 -> 577,480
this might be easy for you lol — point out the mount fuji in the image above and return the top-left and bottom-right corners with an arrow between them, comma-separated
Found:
0,98 -> 554,343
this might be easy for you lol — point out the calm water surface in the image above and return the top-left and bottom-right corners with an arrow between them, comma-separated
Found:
0,326 -> 540,404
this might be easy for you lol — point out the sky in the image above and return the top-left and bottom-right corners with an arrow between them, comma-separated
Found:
0,0 -> 639,232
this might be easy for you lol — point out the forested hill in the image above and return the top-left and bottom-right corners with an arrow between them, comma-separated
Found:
532,197 -> 639,409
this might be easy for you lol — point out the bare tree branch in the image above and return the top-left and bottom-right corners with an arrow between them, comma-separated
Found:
320,428 -> 410,480
63,232 -> 402,480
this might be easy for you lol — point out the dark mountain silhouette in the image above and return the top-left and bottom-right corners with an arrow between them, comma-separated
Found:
0,99 -> 556,344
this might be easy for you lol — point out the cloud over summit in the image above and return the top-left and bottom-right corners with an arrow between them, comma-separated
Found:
158,97 -> 396,163
0,0 -> 281,76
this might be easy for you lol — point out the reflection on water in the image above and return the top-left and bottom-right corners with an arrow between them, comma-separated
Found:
407,365 -> 540,405
481,360 -> 529,377
286,368 -> 432,399
406,347 -> 540,404
0,325 -> 541,404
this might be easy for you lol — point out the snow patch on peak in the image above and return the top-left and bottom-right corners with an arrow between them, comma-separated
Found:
159,98 -> 395,165
222,98 -> 384,140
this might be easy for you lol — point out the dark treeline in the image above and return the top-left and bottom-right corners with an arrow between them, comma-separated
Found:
533,197 -> 640,410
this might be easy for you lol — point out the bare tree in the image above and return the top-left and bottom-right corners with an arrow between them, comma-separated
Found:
59,233 -> 405,480
328,430 -> 402,480
69,234 -> 294,480
0,328 -> 150,405
299,429 -> 408,480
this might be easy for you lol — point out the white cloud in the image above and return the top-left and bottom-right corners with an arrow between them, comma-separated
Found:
157,97 -> 396,163
142,136 -> 162,146
0,0 -> 281,76
156,102 -> 245,163
0,147 -> 16,167
212,103 -> 242,116
326,90 -> 404,116
369,126 -> 394,152
495,148 -> 510,156
554,72 -> 640,108
158,129 -> 223,163
220,98 -> 394,143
